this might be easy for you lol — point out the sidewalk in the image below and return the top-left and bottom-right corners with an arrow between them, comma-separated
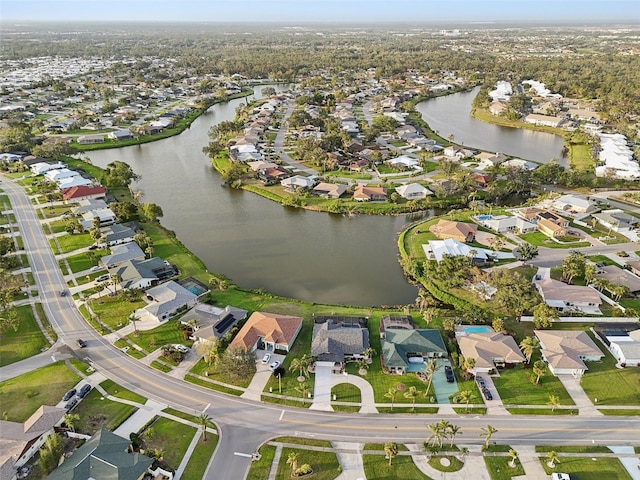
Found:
333,442 -> 366,480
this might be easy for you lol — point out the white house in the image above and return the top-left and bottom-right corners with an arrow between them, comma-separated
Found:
481,215 -> 536,234
280,175 -> 316,193
395,183 -> 433,200
30,161 -> 66,175
552,194 -> 596,214
44,168 -> 78,183
138,281 -> 198,323
387,155 -> 420,170
605,329 -> 640,367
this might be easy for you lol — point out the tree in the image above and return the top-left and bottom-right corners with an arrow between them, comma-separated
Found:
514,243 -> 539,263
38,433 -> 63,474
481,425 -> 498,448
289,354 -> 312,381
294,381 -> 310,399
458,390 -> 476,412
196,338 -> 220,366
492,318 -> 505,333
384,387 -> 397,410
533,360 -> 548,385
424,358 -> 441,398
140,203 -> 163,222
63,413 -> 80,432
584,263 -> 596,285
384,441 -> 398,466
562,251 -> 586,285
199,412 -> 212,442
217,346 -> 256,382
403,385 -> 419,412
104,161 -> 139,188
426,422 -> 445,448
447,424 -> 462,447
508,448 -> 519,468
111,201 -> 138,222
519,336 -> 540,364
532,303 -> 559,329
548,394 -> 561,413
546,450 -> 560,468
286,452 -> 299,474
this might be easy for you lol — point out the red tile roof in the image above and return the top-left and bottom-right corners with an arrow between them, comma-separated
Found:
61,185 -> 106,201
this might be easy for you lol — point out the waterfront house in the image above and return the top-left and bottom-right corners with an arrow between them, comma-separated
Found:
353,185 -> 387,202
312,319 -> 370,371
457,331 -> 525,373
312,182 -> 347,199
100,224 -> 135,247
100,242 -> 146,269
138,280 -> 198,323
111,257 -> 175,290
183,304 -> 248,341
281,175 -> 316,193
61,185 -> 106,202
395,183 -> 433,200
229,312 -> 303,353
431,219 -> 477,243
381,329 -> 447,374
76,134 -> 105,144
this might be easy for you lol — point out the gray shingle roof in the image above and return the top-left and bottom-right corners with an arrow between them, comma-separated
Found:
311,321 -> 370,363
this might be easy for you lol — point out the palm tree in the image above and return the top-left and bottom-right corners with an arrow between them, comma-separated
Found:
289,354 -> 311,381
424,358 -> 441,398
519,336 -> 540,364
286,452 -> 299,474
533,360 -> 547,385
384,441 -> 398,466
63,413 -> 79,433
403,386 -> 419,412
295,382 -> 310,399
546,450 -> 560,468
384,387 -> 397,411
458,390 -> 476,412
426,422 -> 444,448
481,425 -> 498,448
508,448 -> 519,468
447,424 -> 462,447
199,412 -> 212,442
548,394 -> 561,413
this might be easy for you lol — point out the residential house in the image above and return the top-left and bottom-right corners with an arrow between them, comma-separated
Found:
0,405 -> 66,476
443,146 -> 474,159
456,331 -> 526,373
182,304 -> 248,341
424,238 -> 490,264
595,325 -> 640,367
30,161 -> 65,175
229,311 -> 303,353
247,160 -> 279,173
480,215 -> 536,234
593,209 -> 639,235
489,100 -> 507,116
100,224 -> 135,247
76,134 -> 104,144
595,265 -> 640,295
108,129 -> 133,141
258,166 -> 290,183
395,183 -> 433,200
312,182 -> 347,199
552,194 -> 597,214
312,320 -> 370,371
386,155 -> 419,171
44,168 -> 78,183
537,211 -> 569,238
379,315 -> 416,338
80,207 -> 116,230
502,158 -> 539,171
431,219 -> 477,243
56,175 -> 92,190
515,207 -> 544,224
61,185 -> 106,202
627,261 -> 640,277
71,199 -> 108,215
523,114 -> 563,128
534,278 -> 602,314
137,280 -> 198,323
100,242 -> 146,269
381,329 -> 447,374
281,175 -> 316,193
473,173 -> 491,188
111,257 -> 176,290
44,429 -> 155,480
353,185 -> 387,202
535,330 -> 604,376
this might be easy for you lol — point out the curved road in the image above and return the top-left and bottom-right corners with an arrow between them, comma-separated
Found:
2,176 -> 640,480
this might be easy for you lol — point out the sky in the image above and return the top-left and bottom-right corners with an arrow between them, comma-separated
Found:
1,0 -> 639,24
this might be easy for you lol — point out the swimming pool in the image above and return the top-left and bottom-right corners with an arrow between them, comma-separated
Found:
463,326 -> 493,334
477,215 -> 493,221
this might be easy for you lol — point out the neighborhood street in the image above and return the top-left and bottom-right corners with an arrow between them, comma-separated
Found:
2,175 -> 640,480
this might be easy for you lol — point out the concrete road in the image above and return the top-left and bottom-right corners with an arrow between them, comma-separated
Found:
3,175 -> 640,480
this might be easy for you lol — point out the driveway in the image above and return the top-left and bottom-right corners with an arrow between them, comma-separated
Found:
241,350 -> 285,402
309,363 -> 333,411
556,374 -> 601,416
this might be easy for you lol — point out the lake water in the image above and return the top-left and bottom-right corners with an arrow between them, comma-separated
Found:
86,84 -> 420,307
415,86 -> 567,165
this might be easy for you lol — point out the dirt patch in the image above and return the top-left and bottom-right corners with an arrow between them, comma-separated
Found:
86,413 -> 109,433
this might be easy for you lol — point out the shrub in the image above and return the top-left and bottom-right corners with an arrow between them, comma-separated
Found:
295,464 -> 313,476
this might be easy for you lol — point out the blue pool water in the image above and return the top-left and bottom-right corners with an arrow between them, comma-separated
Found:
463,326 -> 493,333
477,215 -> 493,221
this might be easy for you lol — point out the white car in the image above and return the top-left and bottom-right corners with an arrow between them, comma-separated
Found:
269,361 -> 281,371
262,353 -> 271,364
173,344 -> 190,354
90,266 -> 101,272
551,474 -> 570,480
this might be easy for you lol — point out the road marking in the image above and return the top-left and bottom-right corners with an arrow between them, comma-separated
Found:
234,452 -> 253,458
279,410 -> 285,421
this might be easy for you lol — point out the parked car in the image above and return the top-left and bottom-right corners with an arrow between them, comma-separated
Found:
76,384 -> 92,398
90,265 -> 102,272
482,388 -> 493,401
88,245 -> 98,250
76,339 -> 87,348
269,361 -> 281,371
64,398 -> 78,412
551,474 -> 570,480
96,274 -> 110,282
63,388 -> 77,401
476,376 -> 486,387
262,353 -> 271,364
444,365 -> 455,382
173,344 -> 190,354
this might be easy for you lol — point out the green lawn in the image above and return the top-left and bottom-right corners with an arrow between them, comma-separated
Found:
47,219 -> 68,234
39,205 -> 71,218
54,232 -> 93,253
0,305 -> 48,367
100,379 -> 147,404
579,338 -> 640,405
143,417 -> 197,471
428,455 -> 464,472
492,362 -> 575,406
484,455 -> 525,480
73,387 -> 138,434
535,446 -> 611,453
125,318 -> 192,353
65,251 -> 105,273
540,456 -> 632,480
181,433 -> 218,479
88,295 -> 147,331
518,231 -> 590,249
332,382 -> 362,412
0,361 -> 81,422
275,447 -> 340,480
246,444 -> 277,480
363,452 -> 431,480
